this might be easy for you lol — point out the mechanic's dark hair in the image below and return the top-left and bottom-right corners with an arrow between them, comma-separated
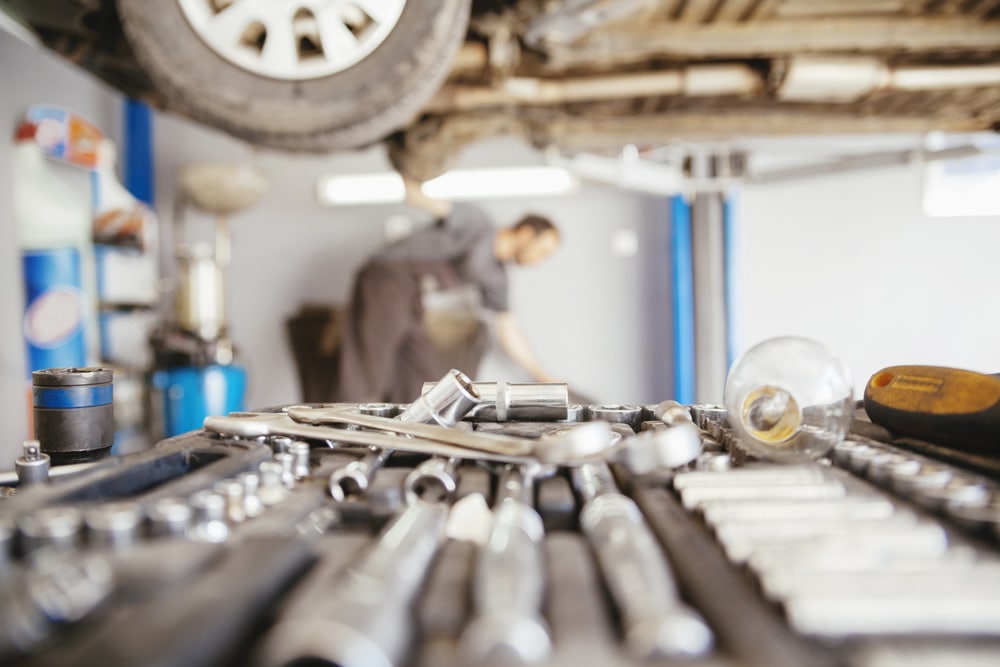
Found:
513,214 -> 559,239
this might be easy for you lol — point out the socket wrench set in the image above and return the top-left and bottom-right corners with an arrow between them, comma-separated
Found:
3,369 -> 1000,667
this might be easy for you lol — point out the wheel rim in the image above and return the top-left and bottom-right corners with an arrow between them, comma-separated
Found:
177,0 -> 407,80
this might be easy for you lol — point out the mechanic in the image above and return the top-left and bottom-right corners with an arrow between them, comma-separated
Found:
334,178 -> 561,403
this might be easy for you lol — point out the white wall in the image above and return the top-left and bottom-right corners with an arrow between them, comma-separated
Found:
473,187 -> 673,405
739,163 -> 1000,397
152,112 -> 674,408
0,32 -> 123,466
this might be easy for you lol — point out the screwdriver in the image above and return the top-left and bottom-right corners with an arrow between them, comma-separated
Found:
863,365 -> 1000,451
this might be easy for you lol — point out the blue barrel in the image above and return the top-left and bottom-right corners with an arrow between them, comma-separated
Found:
153,364 -> 247,437
22,248 -> 87,373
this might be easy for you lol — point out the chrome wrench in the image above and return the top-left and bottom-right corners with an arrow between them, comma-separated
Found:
289,406 -> 616,464
573,463 -> 714,659
459,464 -> 552,663
204,411 -> 532,462
254,499 -> 449,667
329,370 -> 480,501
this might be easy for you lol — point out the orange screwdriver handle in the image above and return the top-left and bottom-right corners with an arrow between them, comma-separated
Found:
864,365 -> 1000,451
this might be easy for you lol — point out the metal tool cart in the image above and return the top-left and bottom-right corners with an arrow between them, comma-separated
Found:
2,366 -> 1000,667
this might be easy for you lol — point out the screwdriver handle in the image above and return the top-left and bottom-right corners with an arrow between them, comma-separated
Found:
863,365 -> 1000,450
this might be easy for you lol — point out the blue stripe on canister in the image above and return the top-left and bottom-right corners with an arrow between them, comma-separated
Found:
33,384 -> 114,409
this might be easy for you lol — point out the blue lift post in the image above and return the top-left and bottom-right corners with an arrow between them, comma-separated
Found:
723,190 -> 741,372
123,99 -> 154,206
670,194 -> 695,405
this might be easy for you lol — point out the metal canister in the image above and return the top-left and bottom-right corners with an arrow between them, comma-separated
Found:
32,367 -> 114,464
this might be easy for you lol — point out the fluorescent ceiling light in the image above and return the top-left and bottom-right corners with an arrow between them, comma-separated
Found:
317,172 -> 405,205
317,166 -> 576,206
423,166 -> 577,200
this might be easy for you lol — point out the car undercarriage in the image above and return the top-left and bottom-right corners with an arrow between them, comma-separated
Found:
2,0 -> 998,177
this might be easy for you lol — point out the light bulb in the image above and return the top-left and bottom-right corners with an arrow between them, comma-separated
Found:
724,337 -> 854,461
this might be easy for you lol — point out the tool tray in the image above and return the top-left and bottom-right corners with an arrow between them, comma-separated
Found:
3,403 -> 1000,667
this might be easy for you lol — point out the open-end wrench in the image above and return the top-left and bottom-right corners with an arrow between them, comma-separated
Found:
206,411 -> 527,460
459,464 -> 552,664
289,405 -> 618,462
288,406 -> 536,457
329,370 -> 480,501
572,463 -> 714,659
206,410 -> 615,467
327,396 -> 410,502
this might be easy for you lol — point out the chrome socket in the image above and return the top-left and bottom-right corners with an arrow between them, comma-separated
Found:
258,462 -> 288,507
289,441 -> 311,480
215,480 -> 247,523
403,457 -> 458,506
188,491 -> 229,543
585,404 -> 644,432
359,402 -> 400,418
18,506 -> 83,554
273,452 -> 297,489
147,498 -> 192,539
237,472 -> 265,519
15,440 -> 50,487
84,502 -> 142,550
420,380 -> 570,422
402,369 -> 479,427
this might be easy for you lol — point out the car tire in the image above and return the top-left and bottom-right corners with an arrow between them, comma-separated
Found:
116,0 -> 471,152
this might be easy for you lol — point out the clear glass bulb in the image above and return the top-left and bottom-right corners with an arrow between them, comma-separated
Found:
724,337 -> 854,461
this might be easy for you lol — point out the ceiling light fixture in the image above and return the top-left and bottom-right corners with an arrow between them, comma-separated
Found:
317,166 -> 577,206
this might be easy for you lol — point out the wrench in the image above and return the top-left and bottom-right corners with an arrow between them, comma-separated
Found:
330,370 -> 480,501
254,499 -> 449,667
459,465 -> 552,664
572,463 -> 714,659
207,411 -> 616,467
289,404 -> 617,462
288,407 -> 535,457
205,412 -> 533,463
289,405 -> 618,463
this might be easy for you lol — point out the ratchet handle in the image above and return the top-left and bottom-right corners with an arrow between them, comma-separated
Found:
864,365 -> 1000,450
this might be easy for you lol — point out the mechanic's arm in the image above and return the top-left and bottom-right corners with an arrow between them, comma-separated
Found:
493,311 -> 559,383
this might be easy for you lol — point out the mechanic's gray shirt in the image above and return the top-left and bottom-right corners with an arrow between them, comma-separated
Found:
376,203 -> 509,312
